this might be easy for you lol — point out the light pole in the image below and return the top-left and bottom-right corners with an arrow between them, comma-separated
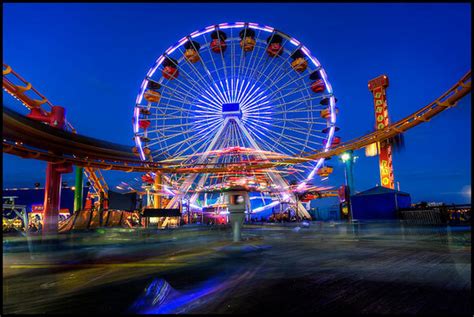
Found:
340,150 -> 356,222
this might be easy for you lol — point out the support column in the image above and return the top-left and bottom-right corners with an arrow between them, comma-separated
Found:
99,191 -> 105,226
154,173 -> 162,209
74,166 -> 84,212
230,212 -> 245,242
43,163 -> 62,236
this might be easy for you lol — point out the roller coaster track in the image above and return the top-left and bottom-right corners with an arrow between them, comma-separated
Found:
3,63 -> 109,198
297,71 -> 472,162
3,68 -> 471,174
83,167 -> 109,199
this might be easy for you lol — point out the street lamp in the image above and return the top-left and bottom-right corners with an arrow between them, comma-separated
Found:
340,150 -> 356,222
341,152 -> 351,163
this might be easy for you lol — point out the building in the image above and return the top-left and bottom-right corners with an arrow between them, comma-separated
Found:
142,208 -> 181,229
350,186 -> 411,220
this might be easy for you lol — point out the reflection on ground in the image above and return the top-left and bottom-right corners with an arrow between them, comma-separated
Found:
3,222 -> 471,314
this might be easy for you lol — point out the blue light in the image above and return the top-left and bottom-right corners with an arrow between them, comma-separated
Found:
222,103 -> 240,112
222,103 -> 241,118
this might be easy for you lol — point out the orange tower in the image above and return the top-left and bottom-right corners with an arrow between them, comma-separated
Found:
368,75 -> 395,189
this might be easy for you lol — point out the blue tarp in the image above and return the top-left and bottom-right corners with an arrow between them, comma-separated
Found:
351,186 -> 411,220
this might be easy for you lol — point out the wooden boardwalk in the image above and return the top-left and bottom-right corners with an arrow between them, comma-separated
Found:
3,223 -> 471,314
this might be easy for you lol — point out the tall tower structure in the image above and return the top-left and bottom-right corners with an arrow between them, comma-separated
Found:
368,75 -> 395,189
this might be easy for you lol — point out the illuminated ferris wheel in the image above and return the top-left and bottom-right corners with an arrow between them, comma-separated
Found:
132,22 -> 339,213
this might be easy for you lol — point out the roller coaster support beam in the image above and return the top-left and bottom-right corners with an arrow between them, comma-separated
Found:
99,191 -> 105,226
74,166 -> 84,212
27,105 -> 73,236
154,173 -> 162,208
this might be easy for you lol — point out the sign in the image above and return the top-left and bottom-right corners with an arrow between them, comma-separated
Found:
338,185 -> 346,202
32,204 -> 44,213
143,208 -> 181,217
369,75 -> 395,189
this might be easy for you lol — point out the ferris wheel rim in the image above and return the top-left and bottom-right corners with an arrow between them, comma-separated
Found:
133,21 -> 338,186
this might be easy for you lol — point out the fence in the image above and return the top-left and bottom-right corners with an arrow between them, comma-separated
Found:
399,204 -> 470,225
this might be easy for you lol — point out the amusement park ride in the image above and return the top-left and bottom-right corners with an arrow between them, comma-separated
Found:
2,22 -> 472,237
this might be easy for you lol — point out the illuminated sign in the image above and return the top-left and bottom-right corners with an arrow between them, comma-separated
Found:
32,204 -> 44,213
369,75 -> 394,189
338,185 -> 346,202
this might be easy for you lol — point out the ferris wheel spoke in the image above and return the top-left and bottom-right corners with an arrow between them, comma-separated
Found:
265,74 -> 307,100
237,121 -> 250,149
239,83 -> 267,109
235,29 -> 248,85
135,23 -> 338,189
245,123 -> 285,153
239,29 -> 263,80
247,121 -> 311,153
241,96 -> 271,113
201,35 -> 226,97
150,100 -> 219,117
158,86 -> 216,116
152,82 -> 195,106
255,44 -> 301,90
262,103 -> 315,117
214,27 -> 232,103
245,34 -> 276,80
245,42 -> 270,83
268,81 -> 328,104
200,47 -> 223,93
159,71 -> 209,105
162,54 -> 225,105
266,62 -> 304,91
156,127 -> 214,157
148,128 -> 196,145
177,119 -> 229,158
230,29 -> 236,100
160,87 -> 222,111
247,128 -> 277,152
234,121 -> 249,149
152,118 -> 221,145
235,80 -> 253,105
244,116 -> 318,138
239,88 -> 267,111
147,119 -> 219,135
267,117 -> 326,126
266,94 -> 327,111
249,38 -> 294,88
177,45 -> 216,91
246,43 -> 273,82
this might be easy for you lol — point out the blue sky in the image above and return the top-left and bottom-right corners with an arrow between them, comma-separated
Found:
3,3 -> 471,205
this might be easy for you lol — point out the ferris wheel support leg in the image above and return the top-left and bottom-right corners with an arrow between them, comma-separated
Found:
233,117 -> 311,219
167,118 -> 231,209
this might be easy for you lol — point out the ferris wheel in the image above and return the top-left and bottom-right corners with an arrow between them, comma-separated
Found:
132,22 -> 339,214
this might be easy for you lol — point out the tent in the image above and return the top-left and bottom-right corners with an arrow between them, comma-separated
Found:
350,186 -> 411,220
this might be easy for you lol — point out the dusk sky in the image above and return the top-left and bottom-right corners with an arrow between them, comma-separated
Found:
2,3 -> 471,205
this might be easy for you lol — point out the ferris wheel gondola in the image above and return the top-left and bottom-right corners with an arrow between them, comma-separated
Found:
133,22 -> 340,214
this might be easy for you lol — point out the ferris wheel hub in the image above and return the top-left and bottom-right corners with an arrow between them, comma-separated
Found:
134,22 -> 339,212
222,102 -> 242,118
